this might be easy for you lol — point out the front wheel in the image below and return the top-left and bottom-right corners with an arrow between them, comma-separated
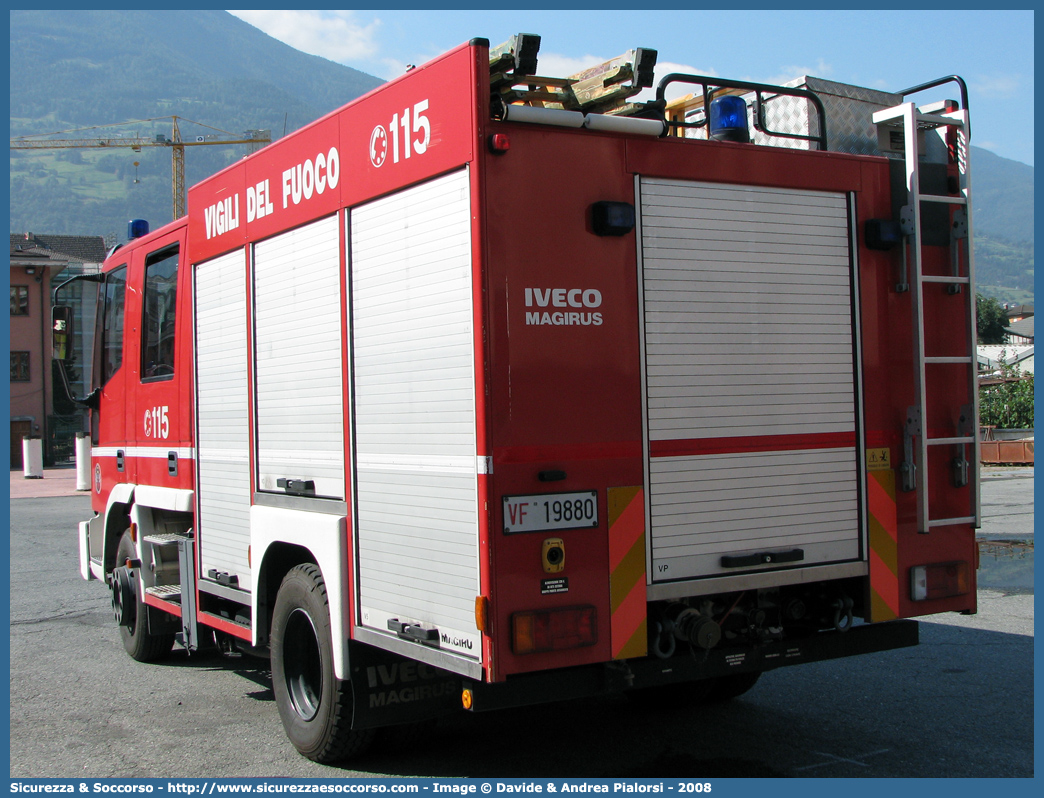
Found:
112,530 -> 176,662
270,564 -> 374,763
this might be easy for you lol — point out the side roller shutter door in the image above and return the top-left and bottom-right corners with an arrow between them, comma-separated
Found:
253,215 -> 345,499
195,250 -> 251,583
350,169 -> 481,663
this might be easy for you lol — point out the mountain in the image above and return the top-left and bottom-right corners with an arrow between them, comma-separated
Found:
8,11 -> 1034,303
967,147 -> 1034,305
971,146 -> 1033,243
10,9 -> 384,236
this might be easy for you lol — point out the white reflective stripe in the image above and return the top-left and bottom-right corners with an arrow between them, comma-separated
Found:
92,446 -> 196,459
356,452 -> 482,475
198,447 -> 250,463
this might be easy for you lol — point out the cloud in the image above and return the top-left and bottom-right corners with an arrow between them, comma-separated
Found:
970,74 -> 1020,99
536,53 -> 609,79
766,59 -> 833,85
230,10 -> 381,63
641,61 -> 720,104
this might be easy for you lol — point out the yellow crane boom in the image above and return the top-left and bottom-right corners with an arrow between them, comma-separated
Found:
10,116 -> 271,220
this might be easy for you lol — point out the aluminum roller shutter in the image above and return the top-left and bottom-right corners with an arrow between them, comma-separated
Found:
195,249 -> 252,583
350,169 -> 481,661
639,177 -> 862,583
253,215 -> 345,499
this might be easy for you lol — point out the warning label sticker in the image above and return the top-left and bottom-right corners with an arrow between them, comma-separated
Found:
541,577 -> 569,595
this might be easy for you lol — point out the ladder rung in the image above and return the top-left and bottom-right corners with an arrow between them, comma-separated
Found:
922,275 -> 969,284
927,436 -> 975,446
925,356 -> 973,364
919,194 -> 967,205
927,516 -> 977,528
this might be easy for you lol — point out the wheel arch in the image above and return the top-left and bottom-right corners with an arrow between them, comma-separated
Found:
256,541 -> 318,647
102,484 -> 135,573
249,505 -> 352,680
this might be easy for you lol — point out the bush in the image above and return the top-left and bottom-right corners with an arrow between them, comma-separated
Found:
980,374 -> 1034,429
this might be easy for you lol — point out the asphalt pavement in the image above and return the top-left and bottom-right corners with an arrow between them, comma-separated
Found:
7,465 -> 1034,779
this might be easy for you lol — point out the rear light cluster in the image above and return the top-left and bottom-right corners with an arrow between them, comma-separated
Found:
512,606 -> 597,654
911,561 -> 970,601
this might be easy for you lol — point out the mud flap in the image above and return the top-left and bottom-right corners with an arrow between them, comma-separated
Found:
347,641 -> 463,730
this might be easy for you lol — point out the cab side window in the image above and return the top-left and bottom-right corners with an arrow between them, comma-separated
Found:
102,266 -> 127,384
141,245 -> 179,381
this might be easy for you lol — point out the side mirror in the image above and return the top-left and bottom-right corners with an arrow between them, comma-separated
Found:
52,306 -> 73,361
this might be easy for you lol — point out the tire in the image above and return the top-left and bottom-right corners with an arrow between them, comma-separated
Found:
113,530 -> 176,662
270,564 -> 375,763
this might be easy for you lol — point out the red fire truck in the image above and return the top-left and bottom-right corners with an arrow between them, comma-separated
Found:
54,34 -> 980,763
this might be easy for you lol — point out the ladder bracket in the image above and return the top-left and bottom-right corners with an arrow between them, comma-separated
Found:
947,208 -> 969,293
899,204 -> 916,237
951,403 -> 973,488
901,406 -> 920,493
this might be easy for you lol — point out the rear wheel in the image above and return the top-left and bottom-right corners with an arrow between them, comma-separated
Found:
112,530 -> 175,662
270,564 -> 374,763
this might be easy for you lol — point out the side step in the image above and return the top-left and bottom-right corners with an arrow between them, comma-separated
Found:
145,584 -> 182,601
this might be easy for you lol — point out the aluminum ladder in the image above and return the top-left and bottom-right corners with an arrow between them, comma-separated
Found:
872,99 -> 980,534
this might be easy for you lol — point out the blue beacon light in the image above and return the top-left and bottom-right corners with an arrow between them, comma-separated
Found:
708,95 -> 750,143
127,219 -> 150,240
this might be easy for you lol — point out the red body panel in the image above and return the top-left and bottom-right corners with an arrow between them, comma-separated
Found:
189,43 -> 478,263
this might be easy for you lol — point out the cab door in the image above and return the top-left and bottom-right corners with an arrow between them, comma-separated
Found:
129,227 -> 192,492
91,262 -> 129,515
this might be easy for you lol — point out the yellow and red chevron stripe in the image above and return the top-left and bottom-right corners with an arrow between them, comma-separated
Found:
608,486 -> 647,659
867,468 -> 900,621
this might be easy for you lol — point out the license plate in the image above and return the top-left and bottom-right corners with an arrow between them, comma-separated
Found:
503,491 -> 598,534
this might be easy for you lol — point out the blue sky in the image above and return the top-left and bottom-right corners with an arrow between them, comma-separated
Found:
229,9 -> 1035,167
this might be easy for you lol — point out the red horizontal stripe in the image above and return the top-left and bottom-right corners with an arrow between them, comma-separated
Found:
494,441 -> 642,464
198,610 -> 252,641
651,431 -> 856,458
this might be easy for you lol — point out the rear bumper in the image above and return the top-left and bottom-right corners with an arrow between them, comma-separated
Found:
463,619 -> 919,712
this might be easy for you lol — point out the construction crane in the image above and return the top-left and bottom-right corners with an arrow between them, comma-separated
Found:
10,116 -> 271,220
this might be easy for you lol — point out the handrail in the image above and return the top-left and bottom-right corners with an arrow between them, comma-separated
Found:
655,73 -> 828,150
899,74 -> 970,140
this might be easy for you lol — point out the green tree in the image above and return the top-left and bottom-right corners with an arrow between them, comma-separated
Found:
980,374 -> 1034,429
976,294 -> 1008,344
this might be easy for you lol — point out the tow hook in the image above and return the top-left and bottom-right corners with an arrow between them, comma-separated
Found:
650,620 -> 677,659
832,595 -> 854,632
110,565 -> 137,629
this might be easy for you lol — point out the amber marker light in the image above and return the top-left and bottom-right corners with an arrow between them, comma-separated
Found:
474,596 -> 489,632
911,561 -> 970,601
461,689 -> 474,710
